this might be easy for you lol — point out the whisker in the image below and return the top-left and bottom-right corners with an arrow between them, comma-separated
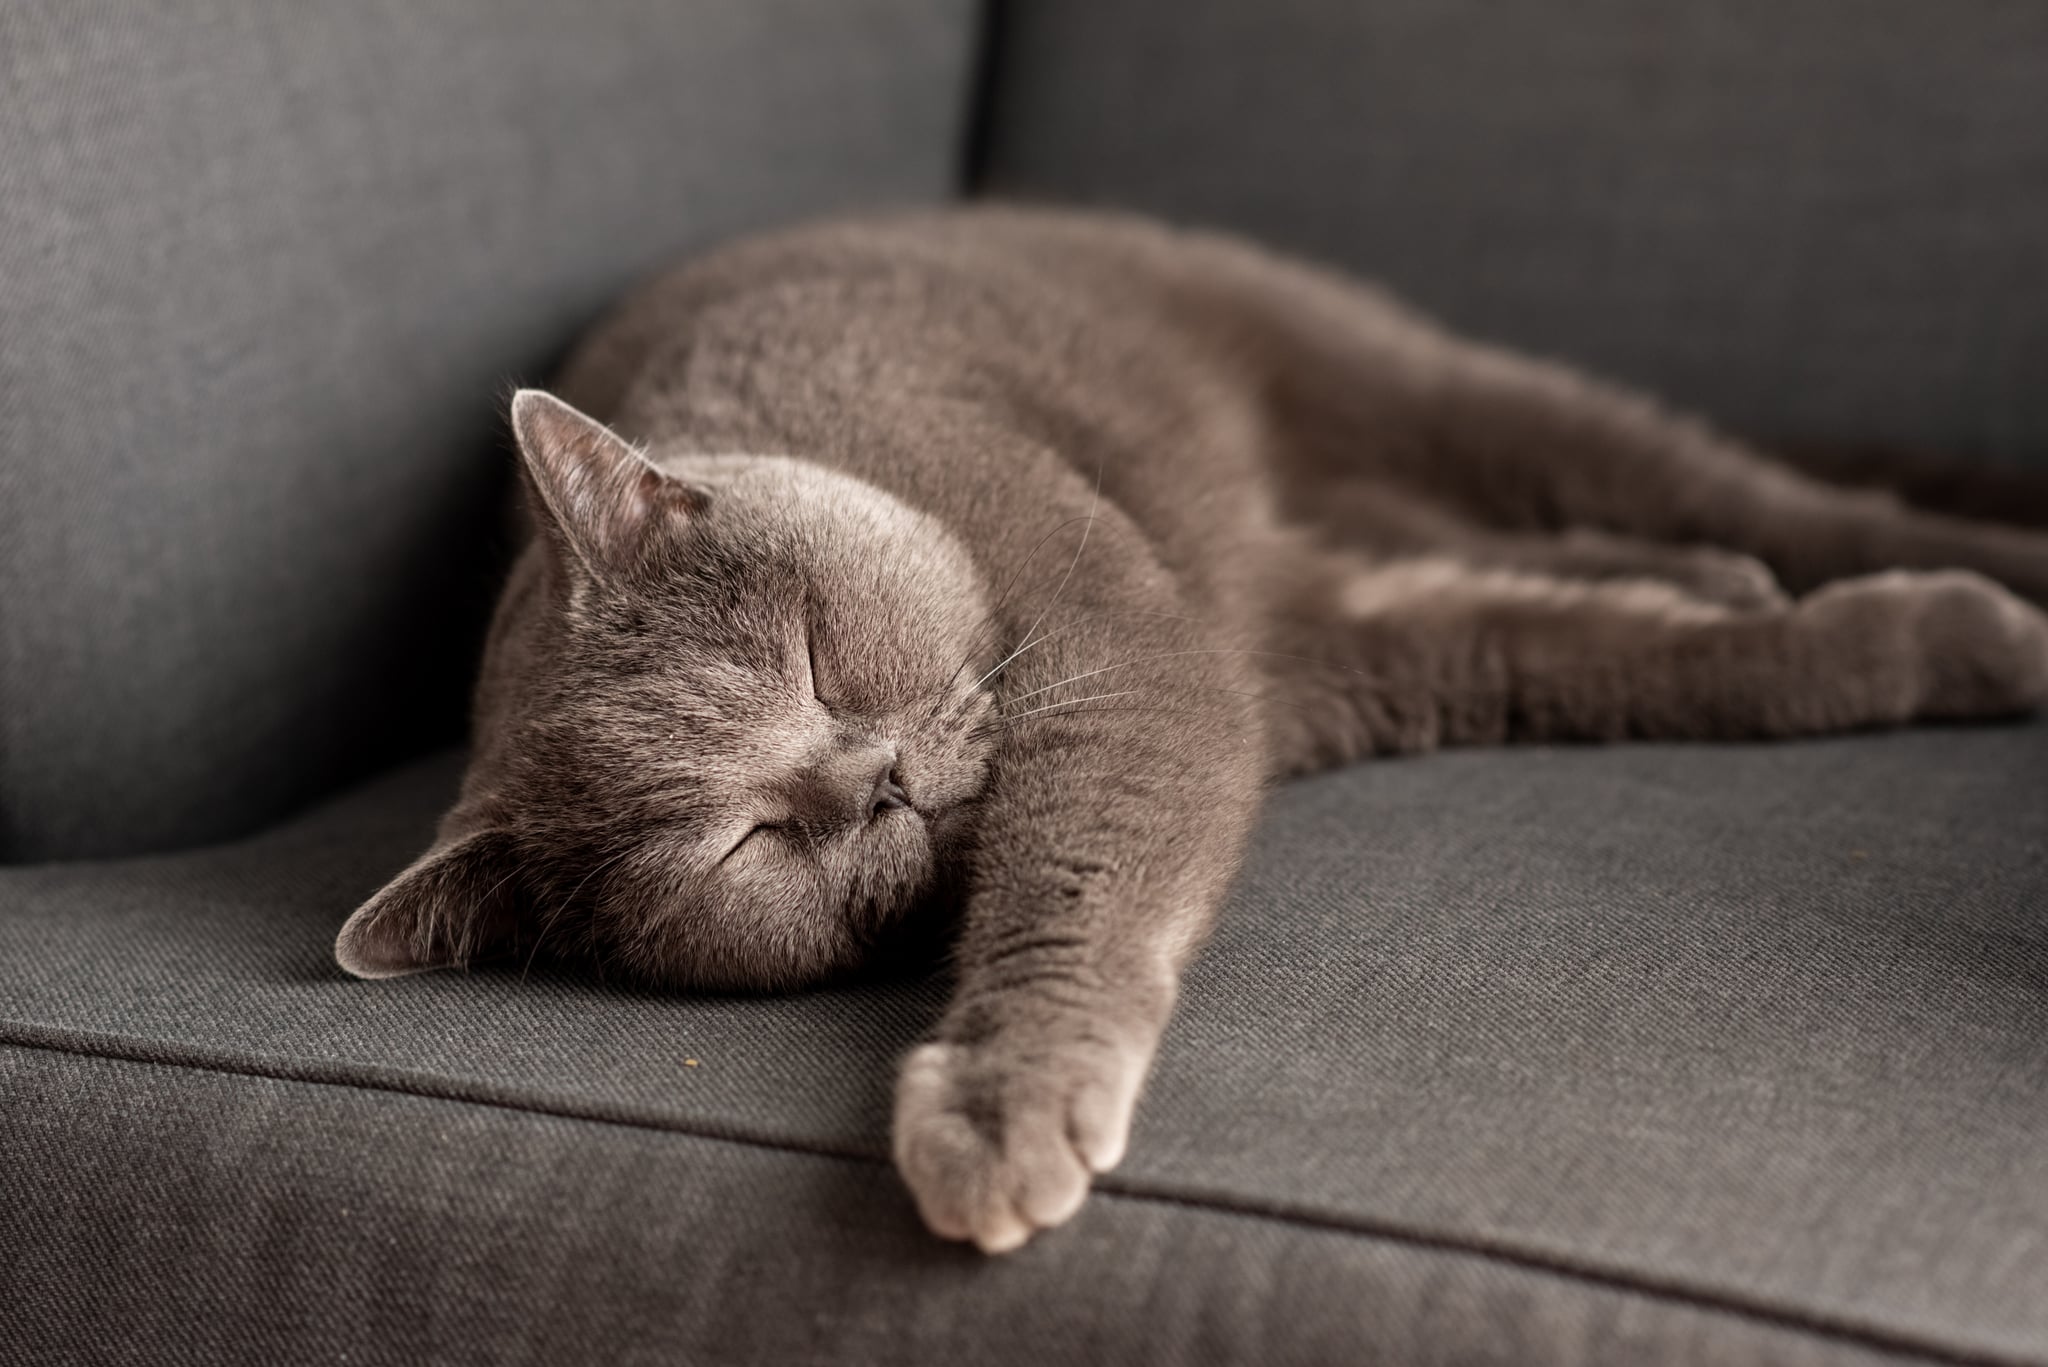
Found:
973,459 -> 1106,692
999,677 -> 1310,718
447,861 -> 533,970
1190,683 -> 1313,714
987,703 -> 1210,732
999,688 -> 1148,722
1001,647 -> 1366,705
525,845 -> 633,980
933,510 -> 1103,701
971,605 -> 1207,689
520,901 -> 571,984
970,521 -> 1102,691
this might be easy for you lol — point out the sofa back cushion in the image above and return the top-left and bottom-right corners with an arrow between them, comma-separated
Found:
976,0 -> 2048,464
0,0 -> 977,861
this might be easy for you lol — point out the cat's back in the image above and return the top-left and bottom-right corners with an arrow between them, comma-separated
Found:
637,204 -> 1219,321
554,205 -> 1288,425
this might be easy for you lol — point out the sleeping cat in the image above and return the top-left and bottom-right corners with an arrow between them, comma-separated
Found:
334,206 -> 2048,1253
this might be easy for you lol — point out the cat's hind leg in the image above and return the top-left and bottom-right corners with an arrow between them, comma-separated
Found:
1262,554 -> 2048,777
1358,340 -> 2048,606
1768,442 -> 2048,534
1156,220 -> 2048,604
1306,477 -> 1787,611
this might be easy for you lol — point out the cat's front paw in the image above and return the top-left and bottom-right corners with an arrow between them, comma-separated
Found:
892,1030 -> 1150,1254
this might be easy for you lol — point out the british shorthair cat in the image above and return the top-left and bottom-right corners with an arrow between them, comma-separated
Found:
336,207 -> 2048,1252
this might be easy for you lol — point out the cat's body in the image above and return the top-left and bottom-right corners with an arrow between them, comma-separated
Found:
337,206 -> 2048,1252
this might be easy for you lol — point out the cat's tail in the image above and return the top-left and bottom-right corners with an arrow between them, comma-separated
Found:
1765,441 -> 2048,532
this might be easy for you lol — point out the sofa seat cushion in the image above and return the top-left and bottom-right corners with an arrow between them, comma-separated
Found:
4,726 -> 2045,1365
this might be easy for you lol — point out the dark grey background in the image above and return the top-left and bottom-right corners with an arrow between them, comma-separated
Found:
978,0 -> 2048,463
0,0 -> 977,861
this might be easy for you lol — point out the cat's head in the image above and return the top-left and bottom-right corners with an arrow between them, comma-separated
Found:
335,390 -> 997,991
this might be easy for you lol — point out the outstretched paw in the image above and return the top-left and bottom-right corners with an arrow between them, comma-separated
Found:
893,1030 -> 1150,1254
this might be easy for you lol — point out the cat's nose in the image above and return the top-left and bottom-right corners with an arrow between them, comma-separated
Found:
869,764 -> 910,817
794,744 -> 908,827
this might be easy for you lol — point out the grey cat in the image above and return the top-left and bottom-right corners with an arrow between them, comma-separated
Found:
335,206 -> 2048,1253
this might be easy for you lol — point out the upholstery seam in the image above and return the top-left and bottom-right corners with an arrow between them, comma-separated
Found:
0,1022 -> 2032,1367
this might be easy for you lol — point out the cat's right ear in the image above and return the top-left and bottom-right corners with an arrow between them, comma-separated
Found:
510,389 -> 702,581
335,829 -> 522,979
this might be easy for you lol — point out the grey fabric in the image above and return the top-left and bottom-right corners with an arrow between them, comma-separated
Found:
8,4 -> 2047,1360
5,726 -> 2046,1364
974,0 -> 2048,466
0,1054 -> 1919,1367
0,0 -> 979,861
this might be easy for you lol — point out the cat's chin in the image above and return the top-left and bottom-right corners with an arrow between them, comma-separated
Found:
578,880 -> 956,996
574,943 -> 856,997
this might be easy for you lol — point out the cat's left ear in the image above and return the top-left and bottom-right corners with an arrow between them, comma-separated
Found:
335,829 -> 522,979
510,389 -> 702,581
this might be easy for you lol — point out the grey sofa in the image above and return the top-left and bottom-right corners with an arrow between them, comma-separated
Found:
5,4 -> 2046,1363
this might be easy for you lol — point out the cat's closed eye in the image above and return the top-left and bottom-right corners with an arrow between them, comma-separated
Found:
720,822 -> 784,865
805,633 -> 826,706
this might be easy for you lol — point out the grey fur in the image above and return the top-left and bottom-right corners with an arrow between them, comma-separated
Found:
336,206 -> 2048,1252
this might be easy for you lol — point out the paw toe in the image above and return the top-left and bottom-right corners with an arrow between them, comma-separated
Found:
892,1035 -> 1146,1252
